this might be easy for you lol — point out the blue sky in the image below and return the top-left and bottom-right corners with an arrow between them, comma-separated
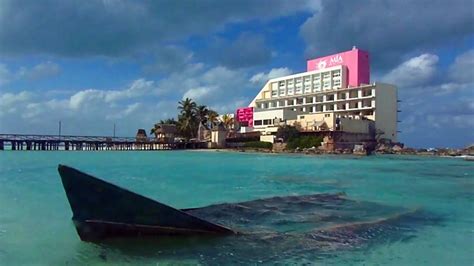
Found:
0,0 -> 473,148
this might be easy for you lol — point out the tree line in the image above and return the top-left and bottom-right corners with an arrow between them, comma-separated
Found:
150,98 -> 234,140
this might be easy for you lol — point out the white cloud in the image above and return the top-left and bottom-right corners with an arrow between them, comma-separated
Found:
382,54 -> 438,87
300,0 -> 473,70
448,49 -> 474,83
250,67 -> 293,84
183,87 -> 213,101
69,78 -> 159,110
0,89 -> 171,136
0,91 -> 32,116
17,61 -> 60,80
0,63 -> 12,86
159,64 -> 255,113
0,61 -> 61,86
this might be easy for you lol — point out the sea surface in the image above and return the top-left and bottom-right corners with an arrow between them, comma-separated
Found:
0,151 -> 472,265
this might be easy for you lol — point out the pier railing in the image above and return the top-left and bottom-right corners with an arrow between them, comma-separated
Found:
0,133 -> 181,151
0,133 -> 141,142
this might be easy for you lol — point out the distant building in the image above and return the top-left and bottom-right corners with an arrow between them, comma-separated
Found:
152,124 -> 177,143
211,123 -> 228,148
235,47 -> 399,143
135,129 -> 148,142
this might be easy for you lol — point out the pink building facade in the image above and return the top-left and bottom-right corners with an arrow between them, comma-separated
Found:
236,107 -> 254,127
236,48 -> 371,129
307,48 -> 370,87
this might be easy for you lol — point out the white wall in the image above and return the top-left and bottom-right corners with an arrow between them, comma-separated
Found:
374,83 -> 398,142
339,118 -> 372,134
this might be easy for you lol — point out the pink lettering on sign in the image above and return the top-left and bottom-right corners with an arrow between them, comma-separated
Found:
236,107 -> 253,127
307,48 -> 370,87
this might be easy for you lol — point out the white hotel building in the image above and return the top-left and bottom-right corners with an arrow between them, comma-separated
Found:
239,48 -> 399,142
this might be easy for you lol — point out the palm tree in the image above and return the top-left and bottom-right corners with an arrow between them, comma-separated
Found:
177,98 -> 198,139
196,105 -> 209,125
162,118 -> 177,125
221,114 -> 234,130
207,109 -> 219,128
178,98 -> 196,117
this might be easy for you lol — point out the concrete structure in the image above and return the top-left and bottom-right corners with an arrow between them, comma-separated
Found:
253,109 -> 297,134
211,123 -> 227,148
260,135 -> 275,143
240,47 -> 398,142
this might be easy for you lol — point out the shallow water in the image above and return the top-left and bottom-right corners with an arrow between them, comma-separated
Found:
0,151 -> 472,265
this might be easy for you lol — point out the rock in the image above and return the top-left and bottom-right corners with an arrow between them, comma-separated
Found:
392,145 -> 403,152
343,148 -> 352,154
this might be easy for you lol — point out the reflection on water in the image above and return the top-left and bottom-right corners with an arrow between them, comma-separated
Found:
86,193 -> 443,265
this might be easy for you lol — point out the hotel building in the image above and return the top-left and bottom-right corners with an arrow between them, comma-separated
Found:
236,47 -> 398,142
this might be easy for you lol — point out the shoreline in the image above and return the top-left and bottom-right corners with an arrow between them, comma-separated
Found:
189,147 -> 474,159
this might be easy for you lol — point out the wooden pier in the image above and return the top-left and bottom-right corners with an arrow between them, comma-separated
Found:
0,134 -> 182,151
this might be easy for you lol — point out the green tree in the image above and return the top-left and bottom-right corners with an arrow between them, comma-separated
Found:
207,109 -> 219,128
221,114 -> 234,130
196,105 -> 209,125
177,98 -> 198,139
276,125 -> 300,141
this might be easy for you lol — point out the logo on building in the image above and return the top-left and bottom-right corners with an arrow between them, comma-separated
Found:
317,60 -> 327,70
330,55 -> 343,65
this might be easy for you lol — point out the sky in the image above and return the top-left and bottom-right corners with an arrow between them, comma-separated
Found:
0,0 -> 473,148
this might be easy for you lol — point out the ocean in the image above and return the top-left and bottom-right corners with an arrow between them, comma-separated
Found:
0,151 -> 472,265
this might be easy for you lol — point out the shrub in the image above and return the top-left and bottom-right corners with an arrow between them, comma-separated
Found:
286,135 -> 323,150
243,141 -> 273,149
276,125 -> 300,141
225,136 -> 260,143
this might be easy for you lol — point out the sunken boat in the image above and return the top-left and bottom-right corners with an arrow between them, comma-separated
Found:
59,164 -> 441,256
58,165 -> 236,241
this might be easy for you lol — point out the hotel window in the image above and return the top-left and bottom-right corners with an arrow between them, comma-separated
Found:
271,91 -> 278,97
254,120 -> 262,126
295,86 -> 302,94
279,81 -> 285,87
263,119 -> 272,125
304,85 -> 312,93
326,95 -> 334,101
279,89 -> 285,96
362,89 -> 372,97
332,71 -> 341,77
304,77 -> 311,83
325,114 -> 331,118
287,88 -> 294,95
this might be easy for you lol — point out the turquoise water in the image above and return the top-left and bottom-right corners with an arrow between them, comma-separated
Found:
0,151 -> 472,265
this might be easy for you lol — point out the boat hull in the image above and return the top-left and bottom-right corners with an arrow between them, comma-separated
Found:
58,165 -> 235,242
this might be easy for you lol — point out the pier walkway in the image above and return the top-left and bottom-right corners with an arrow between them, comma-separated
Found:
0,134 -> 180,151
